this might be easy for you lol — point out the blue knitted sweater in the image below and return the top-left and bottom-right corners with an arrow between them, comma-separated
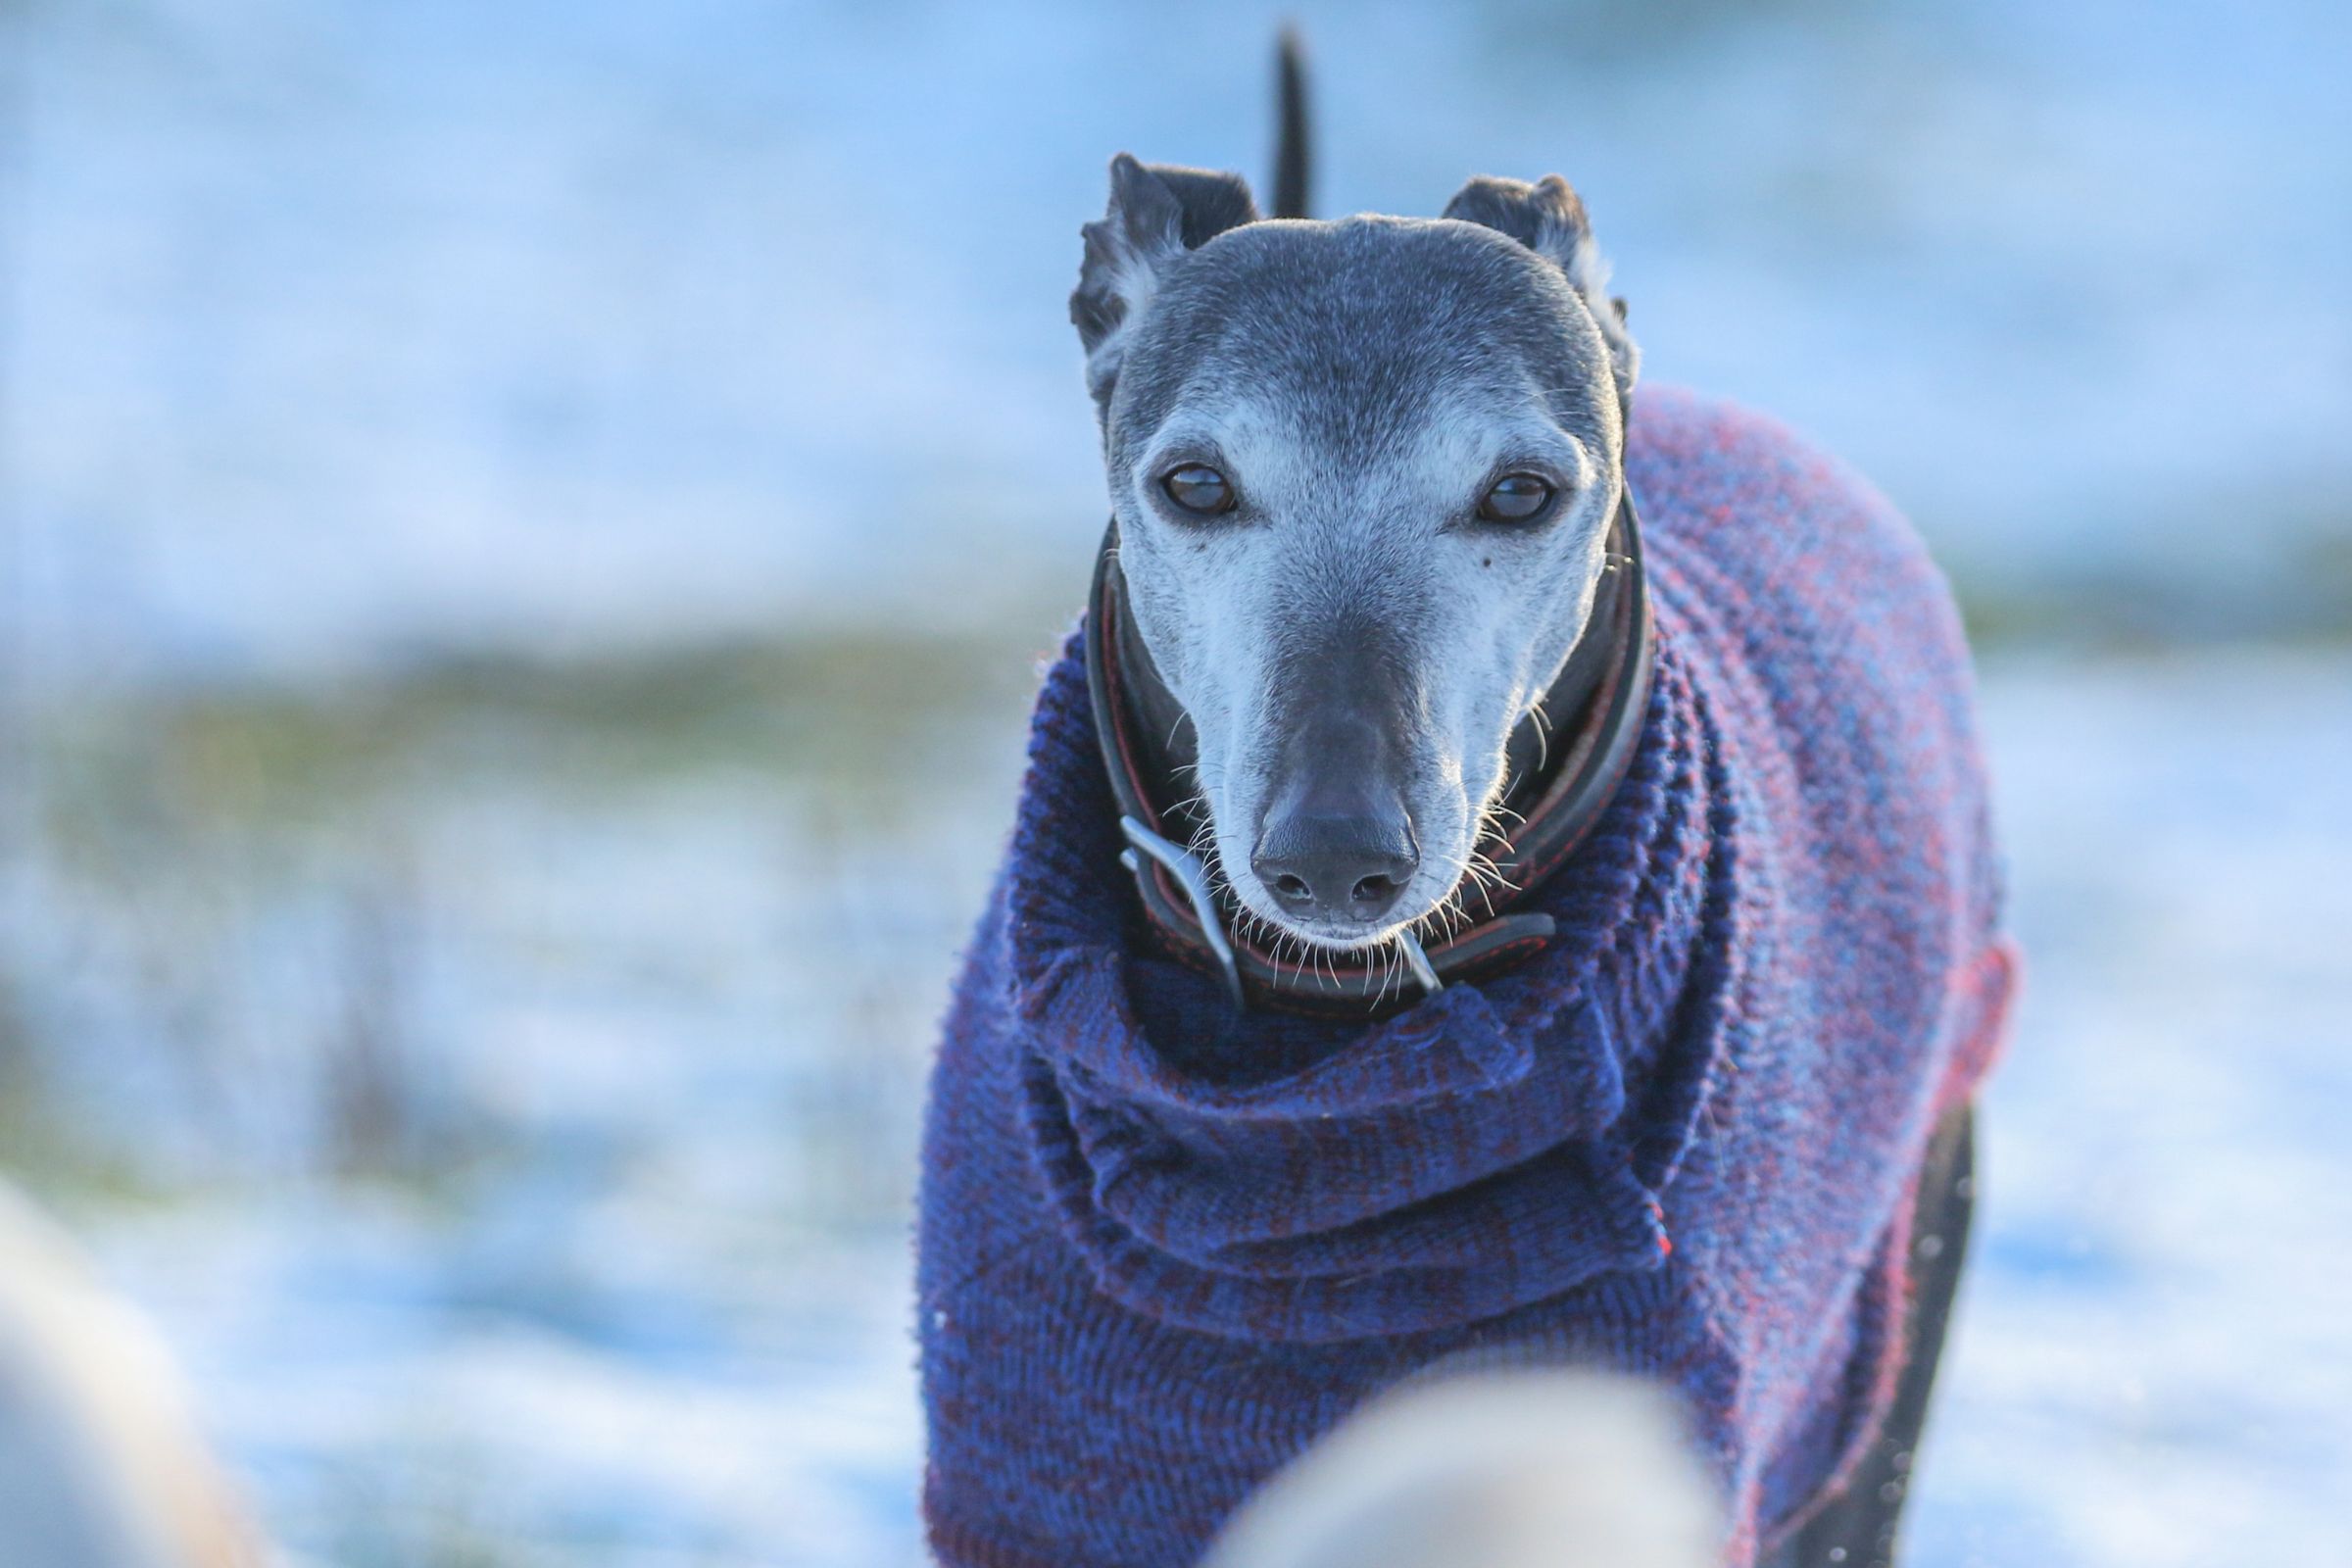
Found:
917,387 -> 2016,1567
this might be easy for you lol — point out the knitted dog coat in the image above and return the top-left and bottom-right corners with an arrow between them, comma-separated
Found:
918,386 -> 2017,1567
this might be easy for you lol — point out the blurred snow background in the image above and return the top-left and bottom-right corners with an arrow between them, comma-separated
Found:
0,1 -> 2346,1564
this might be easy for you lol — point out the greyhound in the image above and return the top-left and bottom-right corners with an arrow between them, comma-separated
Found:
917,41 -> 2012,1568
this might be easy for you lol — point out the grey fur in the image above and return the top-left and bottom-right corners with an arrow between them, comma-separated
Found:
1071,156 -> 1259,403
1072,158 -> 1639,953
1441,174 -> 1639,403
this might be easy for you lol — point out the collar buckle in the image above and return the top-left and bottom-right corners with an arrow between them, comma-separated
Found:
1119,816 -> 1245,1011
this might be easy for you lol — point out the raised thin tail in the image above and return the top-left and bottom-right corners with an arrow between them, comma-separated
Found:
1272,28 -> 1312,220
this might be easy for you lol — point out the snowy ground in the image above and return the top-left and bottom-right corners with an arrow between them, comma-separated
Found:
4,631 -> 1037,1568
4,641 -> 2348,1568
1917,650 -> 2352,1568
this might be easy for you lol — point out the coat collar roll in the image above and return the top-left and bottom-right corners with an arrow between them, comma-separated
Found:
1002,604 -> 1744,1343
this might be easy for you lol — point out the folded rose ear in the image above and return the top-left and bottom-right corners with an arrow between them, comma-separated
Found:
1443,173 -> 1639,405
1072,154 -> 1259,404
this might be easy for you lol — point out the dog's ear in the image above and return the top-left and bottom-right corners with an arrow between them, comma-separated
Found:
1444,173 -> 1639,405
1073,154 -> 1259,404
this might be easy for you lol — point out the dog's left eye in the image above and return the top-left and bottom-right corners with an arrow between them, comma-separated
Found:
1161,465 -> 1236,515
1477,473 -> 1554,524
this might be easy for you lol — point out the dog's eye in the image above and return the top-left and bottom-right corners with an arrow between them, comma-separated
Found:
1477,473 -> 1554,524
1160,465 -> 1236,515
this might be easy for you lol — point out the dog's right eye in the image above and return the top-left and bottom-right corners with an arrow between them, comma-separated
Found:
1160,465 -> 1236,516
1477,473 -> 1555,524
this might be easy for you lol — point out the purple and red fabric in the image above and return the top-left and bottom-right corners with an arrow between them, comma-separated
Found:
917,386 -> 2019,1567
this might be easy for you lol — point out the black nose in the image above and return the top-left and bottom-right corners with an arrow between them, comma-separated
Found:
1251,806 -> 1420,923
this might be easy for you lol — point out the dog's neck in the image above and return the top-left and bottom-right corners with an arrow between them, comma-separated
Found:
1086,486 -> 1655,1018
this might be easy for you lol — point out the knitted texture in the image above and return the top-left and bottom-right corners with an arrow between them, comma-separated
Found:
918,386 -> 2018,1568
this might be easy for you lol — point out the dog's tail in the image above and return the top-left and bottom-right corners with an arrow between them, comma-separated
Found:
1272,27 -> 1312,220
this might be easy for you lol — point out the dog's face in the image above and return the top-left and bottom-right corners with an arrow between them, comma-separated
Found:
1074,158 -> 1640,953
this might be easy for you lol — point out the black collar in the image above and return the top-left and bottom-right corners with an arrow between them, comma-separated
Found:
1083,484 -> 1656,1018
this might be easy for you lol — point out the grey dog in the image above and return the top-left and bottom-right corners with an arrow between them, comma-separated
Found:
1043,45 -> 1980,1568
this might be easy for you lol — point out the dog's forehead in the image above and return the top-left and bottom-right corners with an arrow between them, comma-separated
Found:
1109,216 -> 1616,465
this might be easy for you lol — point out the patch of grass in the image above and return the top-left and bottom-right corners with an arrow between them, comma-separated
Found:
1944,474 -> 2352,654
1951,545 -> 2352,657
0,1053 -> 172,1206
23,621 -> 1067,905
37,624 -> 1056,837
